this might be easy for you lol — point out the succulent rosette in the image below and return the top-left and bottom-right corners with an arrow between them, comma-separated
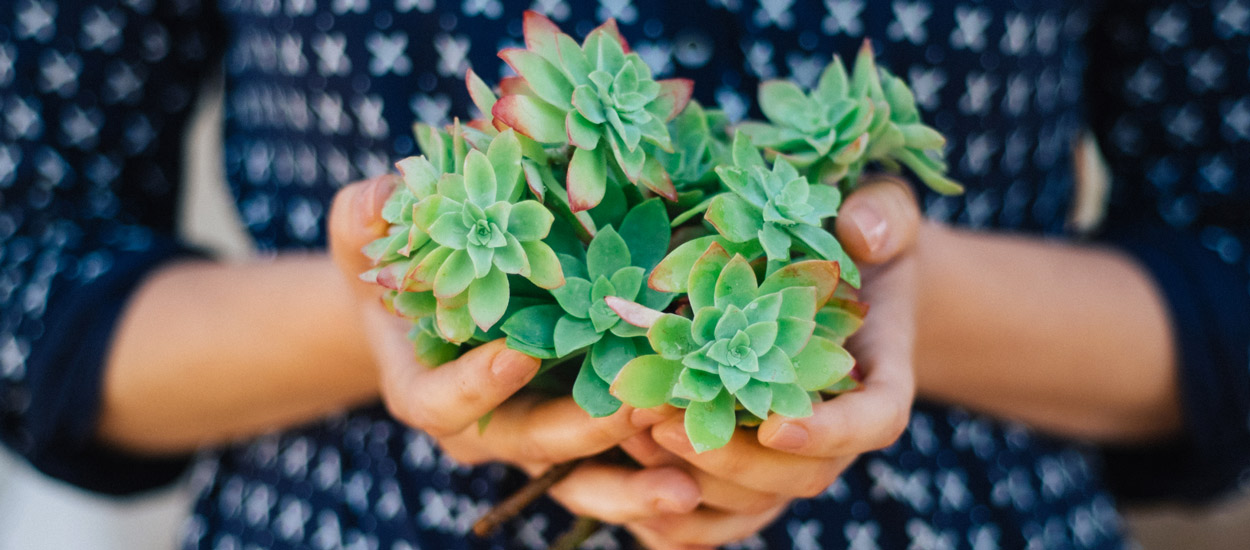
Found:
491,11 -> 693,212
705,132 -> 860,286
607,243 -> 855,452
738,42 -> 961,195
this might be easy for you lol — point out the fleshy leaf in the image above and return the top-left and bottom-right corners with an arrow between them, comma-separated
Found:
768,382 -> 814,418
522,10 -> 563,64
567,143 -> 608,212
650,236 -> 760,293
493,235 -> 530,275
758,80 -> 808,126
435,302 -> 476,344
487,129 -> 523,201
647,314 -> 696,360
393,291 -> 437,319
586,226 -> 631,281
520,240 -> 565,289
617,198 -> 671,270
464,150 -> 498,208
551,277 -> 593,318
433,249 -> 475,299
566,110 -> 601,150
755,348 -> 798,384
574,356 -> 623,417
778,286 -> 819,320
713,255 -> 759,310
604,296 -> 664,328
718,363 -> 751,393
736,379 -> 773,419
468,267 -> 509,330
674,368 -> 723,402
555,315 -> 602,356
501,304 -> 563,350
758,260 -> 841,307
499,48 -> 574,110
684,389 -> 736,453
791,335 -> 854,391
611,355 -> 683,408
705,194 -> 764,243
591,332 -> 637,382
465,68 -> 498,117
687,242 -> 731,311
508,201 -> 555,241
775,317 -> 817,356
492,94 -> 568,143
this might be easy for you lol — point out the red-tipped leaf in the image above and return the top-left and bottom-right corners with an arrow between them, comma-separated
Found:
591,18 -> 630,53
522,10 -> 562,63
654,78 -> 694,121
491,94 -> 568,143
604,296 -> 664,328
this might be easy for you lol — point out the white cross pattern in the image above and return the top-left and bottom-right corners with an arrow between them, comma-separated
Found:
81,7 -> 125,52
1221,97 -> 1250,141
333,0 -> 370,15
754,0 -> 795,29
61,105 -> 103,148
0,43 -> 15,87
6,95 -> 44,140
823,0 -> 864,36
463,0 -> 504,19
1000,12 -> 1032,56
1163,103 -> 1203,144
273,497 -> 312,542
887,2 -> 931,45
280,34 -> 309,76
1216,0 -> 1250,37
529,0 -> 569,21
745,41 -> 776,79
845,521 -> 881,550
313,33 -> 353,77
367,32 -> 412,76
951,6 -> 991,51
409,93 -> 451,128
39,50 -> 82,98
906,519 -> 957,550
958,73 -> 998,116
598,0 -> 637,24
434,34 -> 470,77
0,144 -> 20,188
1186,49 -> 1225,92
0,335 -> 29,380
16,0 -> 57,43
788,519 -> 824,550
969,524 -> 1000,550
635,42 -> 673,76
787,53 -> 825,90
1148,5 -> 1189,50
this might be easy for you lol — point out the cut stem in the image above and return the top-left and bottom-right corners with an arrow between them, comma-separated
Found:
472,458 -> 584,537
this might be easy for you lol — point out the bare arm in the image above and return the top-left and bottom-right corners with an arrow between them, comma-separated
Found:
910,224 -> 1181,444
97,254 -> 382,455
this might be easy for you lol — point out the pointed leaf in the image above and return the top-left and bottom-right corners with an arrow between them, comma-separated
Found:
775,317 -> 817,356
591,18 -> 631,53
568,143 -> 608,212
522,10 -> 563,64
551,277 -> 592,318
508,201 -> 555,241
586,226 -> 631,281
611,355 -> 683,408
649,237 -> 760,293
468,267 -> 509,330
493,234 -> 530,275
566,110 -> 602,150
617,198 -> 671,271
520,240 -> 564,289
604,296 -> 663,328
555,315 -> 603,356
768,382 -> 814,418
433,249 -> 475,299
501,304 -> 563,349
759,259 -> 841,306
492,94 -> 569,143
393,291 -> 437,319
755,348 -> 798,384
815,55 -> 850,103
687,242 -> 731,311
590,332 -> 638,382
792,335 -> 853,391
465,68 -> 498,117
647,314 -> 696,360
778,286 -> 819,320
745,322 -> 779,355
574,356 -> 623,417
572,84 -> 606,123
737,379 -> 773,419
705,194 -> 764,243
674,368 -> 724,402
429,213 -> 469,249
685,389 -> 736,453
731,131 -> 768,171
464,150 -> 498,208
486,130 -> 523,201
690,307 -> 723,346
435,302 -> 476,344
395,156 -> 440,197
558,34 -> 592,84
610,266 -> 645,301
758,80 -> 808,125
500,48 -> 574,110
714,255 -> 759,310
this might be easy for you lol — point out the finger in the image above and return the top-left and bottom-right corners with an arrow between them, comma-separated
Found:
376,338 -> 540,437
464,397 -> 651,464
620,431 -> 683,468
834,175 -> 921,265
691,469 -> 790,515
547,463 -> 701,524
650,418 -> 846,498
328,175 -> 400,294
758,324 -> 915,457
628,503 -> 788,548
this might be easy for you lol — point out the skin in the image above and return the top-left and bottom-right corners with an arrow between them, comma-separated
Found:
97,175 -> 1179,549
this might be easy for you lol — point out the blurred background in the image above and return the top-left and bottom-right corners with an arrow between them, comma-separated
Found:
1,83 -> 1247,550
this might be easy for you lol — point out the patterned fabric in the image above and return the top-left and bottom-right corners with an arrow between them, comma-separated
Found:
0,0 -> 1246,548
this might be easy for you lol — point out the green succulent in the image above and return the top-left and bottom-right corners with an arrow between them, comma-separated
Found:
608,243 -> 854,452
705,132 -> 859,286
502,200 -> 674,416
737,42 -> 961,195
490,11 -> 693,212
367,129 -> 564,344
652,100 -> 732,193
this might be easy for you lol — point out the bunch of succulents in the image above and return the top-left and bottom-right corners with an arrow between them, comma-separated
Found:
363,12 -> 959,452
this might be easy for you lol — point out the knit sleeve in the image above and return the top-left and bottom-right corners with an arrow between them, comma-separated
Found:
0,0 -> 222,494
1084,0 -> 1250,503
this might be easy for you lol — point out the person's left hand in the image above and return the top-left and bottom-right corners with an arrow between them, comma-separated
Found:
546,177 -> 923,549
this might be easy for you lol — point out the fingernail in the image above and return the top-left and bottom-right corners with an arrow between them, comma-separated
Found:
356,176 -> 396,226
764,422 -> 809,451
630,407 -> 669,429
656,424 -> 695,454
848,204 -> 887,254
490,349 -> 538,384
654,495 -> 692,514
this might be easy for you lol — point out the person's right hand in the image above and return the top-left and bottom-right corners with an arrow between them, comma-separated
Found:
326,175 -> 703,520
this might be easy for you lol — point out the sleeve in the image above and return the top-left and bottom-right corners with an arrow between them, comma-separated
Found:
0,0 -> 223,495
1084,1 -> 1250,503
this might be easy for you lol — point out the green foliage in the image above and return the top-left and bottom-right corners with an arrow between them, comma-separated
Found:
490,12 -> 694,211
362,20 -> 960,451
611,243 -> 856,452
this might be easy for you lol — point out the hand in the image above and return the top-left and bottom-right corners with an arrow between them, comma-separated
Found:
326,175 -> 702,512
550,177 -> 923,549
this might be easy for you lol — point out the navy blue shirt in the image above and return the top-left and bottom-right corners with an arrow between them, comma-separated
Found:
2,0 -> 1248,548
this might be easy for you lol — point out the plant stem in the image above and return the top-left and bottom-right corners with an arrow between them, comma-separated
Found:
549,516 -> 603,550
472,458 -> 584,537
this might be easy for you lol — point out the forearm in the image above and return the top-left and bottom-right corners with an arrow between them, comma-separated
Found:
98,254 -> 380,455
913,224 -> 1181,443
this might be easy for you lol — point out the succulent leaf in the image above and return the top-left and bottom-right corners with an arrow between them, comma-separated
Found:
684,389 -> 736,453
574,356 -> 623,417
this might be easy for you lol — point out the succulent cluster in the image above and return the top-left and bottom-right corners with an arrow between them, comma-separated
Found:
363,12 -> 959,451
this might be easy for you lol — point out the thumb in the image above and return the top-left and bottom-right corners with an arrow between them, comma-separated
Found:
328,174 -> 400,293
834,175 -> 921,266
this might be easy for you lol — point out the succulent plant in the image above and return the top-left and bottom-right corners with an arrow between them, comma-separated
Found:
490,11 -> 693,212
365,128 -> 564,344
652,100 -> 732,193
705,132 -> 860,287
737,42 -> 961,195
608,243 -> 855,452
